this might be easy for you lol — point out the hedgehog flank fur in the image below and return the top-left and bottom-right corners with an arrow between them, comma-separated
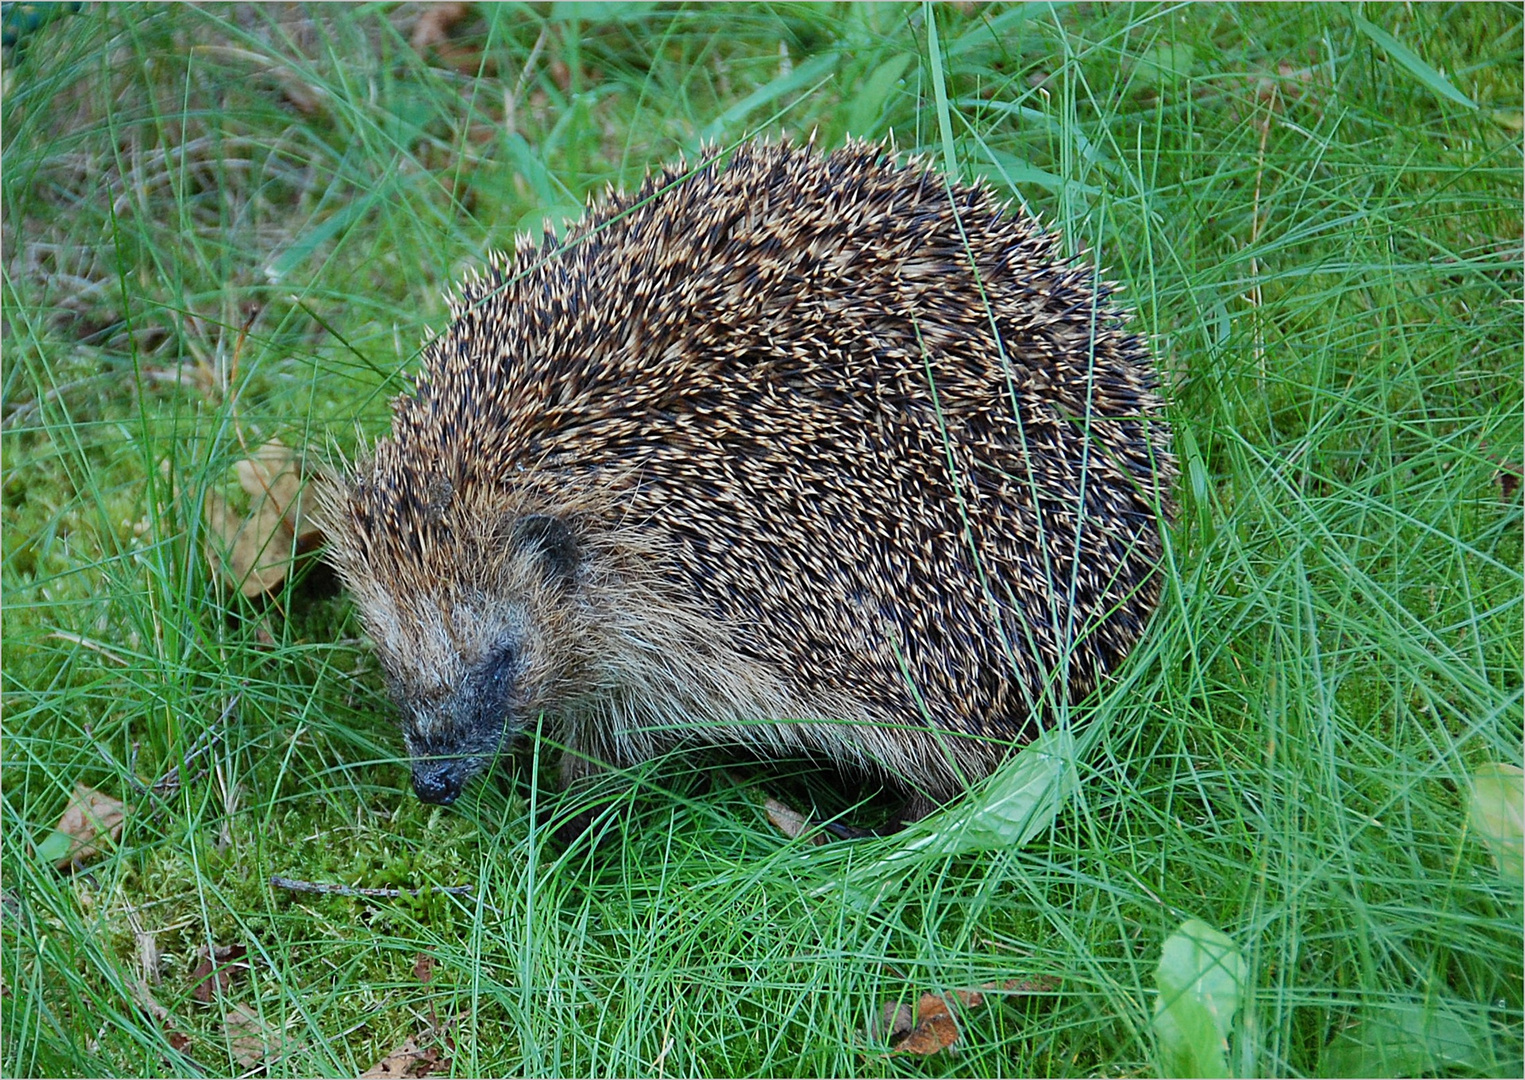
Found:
320,139 -> 1175,827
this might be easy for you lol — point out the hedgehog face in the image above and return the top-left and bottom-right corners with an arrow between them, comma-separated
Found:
398,623 -> 524,805
351,513 -> 581,805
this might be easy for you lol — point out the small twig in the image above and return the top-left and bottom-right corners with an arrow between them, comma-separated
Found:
151,703 -> 231,799
128,976 -> 192,1053
47,630 -> 130,666
270,875 -> 474,899
96,739 -> 152,800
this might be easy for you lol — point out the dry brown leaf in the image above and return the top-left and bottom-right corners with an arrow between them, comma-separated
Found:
361,1035 -> 445,1079
413,953 -> 436,983
235,441 -> 299,517
1476,441 -> 1523,500
1495,462 -> 1522,499
130,977 -> 192,1052
547,57 -> 572,93
50,783 -> 128,869
190,943 -> 249,1004
363,1012 -> 466,1079
235,439 -> 322,547
895,994 -> 962,1055
225,1002 -> 277,1069
875,1000 -> 914,1041
410,2 -> 470,52
205,438 -> 326,597
204,490 -> 296,597
764,797 -> 826,845
274,70 -> 322,115
875,977 -> 1060,1055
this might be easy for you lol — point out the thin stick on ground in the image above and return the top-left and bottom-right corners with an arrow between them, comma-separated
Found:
269,875 -> 474,899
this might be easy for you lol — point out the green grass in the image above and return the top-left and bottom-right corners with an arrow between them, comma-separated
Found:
2,2 -> 1520,1076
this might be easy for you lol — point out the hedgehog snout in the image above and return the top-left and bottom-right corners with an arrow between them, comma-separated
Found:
400,640 -> 525,804
412,758 -> 470,805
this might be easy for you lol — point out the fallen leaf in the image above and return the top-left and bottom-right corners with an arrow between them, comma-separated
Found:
876,1000 -> 914,1040
1469,762 -> 1524,882
235,439 -> 322,548
190,943 -> 249,1004
204,490 -> 297,597
363,1012 -> 466,1079
205,439 -> 326,597
895,994 -> 962,1055
764,797 -> 825,845
871,978 -> 1058,1055
876,991 -> 973,1055
413,953 -> 435,983
410,2 -> 470,52
273,69 -> 322,115
37,783 -> 128,869
548,57 -> 572,93
130,977 -> 192,1052
1319,1000 -> 1494,1078
878,725 -> 1079,867
362,1035 -> 445,1079
1495,463 -> 1522,499
225,1002 -> 278,1069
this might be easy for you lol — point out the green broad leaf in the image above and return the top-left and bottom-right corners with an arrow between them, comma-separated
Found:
1152,919 -> 1248,1079
1469,762 -> 1524,884
892,724 -> 1080,859
265,195 -> 378,284
1135,41 -> 1196,87
700,52 -> 839,141
1352,14 -> 1477,110
34,828 -> 75,867
845,54 -> 912,137
830,723 -> 1092,909
1317,1002 -> 1493,1078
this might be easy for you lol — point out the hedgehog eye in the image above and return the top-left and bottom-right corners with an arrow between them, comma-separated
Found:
510,514 -> 578,588
477,638 -> 520,699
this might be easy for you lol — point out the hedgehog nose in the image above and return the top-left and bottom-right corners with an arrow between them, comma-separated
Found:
412,763 -> 463,805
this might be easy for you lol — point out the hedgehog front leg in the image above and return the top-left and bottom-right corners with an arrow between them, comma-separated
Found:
896,790 -> 944,829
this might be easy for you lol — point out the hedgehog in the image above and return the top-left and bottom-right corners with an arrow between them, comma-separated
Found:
321,139 -> 1174,831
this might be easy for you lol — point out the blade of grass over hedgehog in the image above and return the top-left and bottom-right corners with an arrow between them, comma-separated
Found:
3,3 -> 1521,1078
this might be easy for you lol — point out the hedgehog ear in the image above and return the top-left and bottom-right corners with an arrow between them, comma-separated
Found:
510,514 -> 578,588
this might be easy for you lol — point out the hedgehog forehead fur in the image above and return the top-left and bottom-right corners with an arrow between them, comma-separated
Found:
322,137 -> 1175,811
